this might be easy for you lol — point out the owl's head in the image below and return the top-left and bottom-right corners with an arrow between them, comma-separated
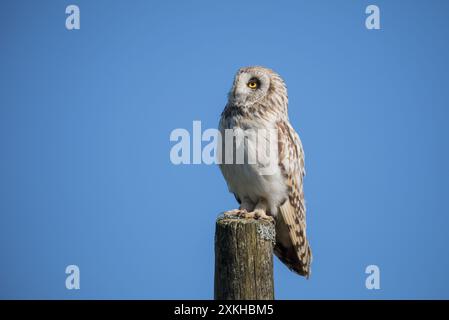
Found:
228,66 -> 287,108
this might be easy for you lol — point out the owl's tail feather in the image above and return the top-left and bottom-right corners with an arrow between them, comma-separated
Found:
274,201 -> 312,278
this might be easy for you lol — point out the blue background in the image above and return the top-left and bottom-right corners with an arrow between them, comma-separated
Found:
1,0 -> 449,299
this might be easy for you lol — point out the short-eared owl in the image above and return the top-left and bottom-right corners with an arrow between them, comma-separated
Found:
218,66 -> 312,277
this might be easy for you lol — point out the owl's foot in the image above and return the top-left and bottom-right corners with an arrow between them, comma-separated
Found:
223,208 -> 274,222
252,209 -> 275,222
223,209 -> 248,219
235,209 -> 274,222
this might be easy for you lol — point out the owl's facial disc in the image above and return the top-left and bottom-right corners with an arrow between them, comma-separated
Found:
231,70 -> 270,106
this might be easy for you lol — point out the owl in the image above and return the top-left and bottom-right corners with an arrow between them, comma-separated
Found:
218,66 -> 312,277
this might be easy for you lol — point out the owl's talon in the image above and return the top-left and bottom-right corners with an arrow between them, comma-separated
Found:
259,215 -> 275,222
223,209 -> 247,218
254,210 -> 274,222
240,211 -> 256,219
225,209 -> 274,221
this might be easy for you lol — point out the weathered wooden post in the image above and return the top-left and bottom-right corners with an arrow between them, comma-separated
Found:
214,216 -> 275,300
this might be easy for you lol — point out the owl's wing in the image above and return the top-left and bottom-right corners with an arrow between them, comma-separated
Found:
275,120 -> 312,277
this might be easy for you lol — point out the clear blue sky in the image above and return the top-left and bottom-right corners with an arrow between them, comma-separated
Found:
1,0 -> 449,299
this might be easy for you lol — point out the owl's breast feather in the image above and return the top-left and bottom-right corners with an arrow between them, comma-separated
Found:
218,116 -> 287,215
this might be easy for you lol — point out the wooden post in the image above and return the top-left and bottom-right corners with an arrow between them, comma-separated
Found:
214,216 -> 275,300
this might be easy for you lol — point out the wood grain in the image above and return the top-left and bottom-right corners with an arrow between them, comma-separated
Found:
214,217 -> 275,300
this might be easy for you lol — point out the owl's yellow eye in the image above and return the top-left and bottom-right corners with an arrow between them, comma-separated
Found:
247,80 -> 258,89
